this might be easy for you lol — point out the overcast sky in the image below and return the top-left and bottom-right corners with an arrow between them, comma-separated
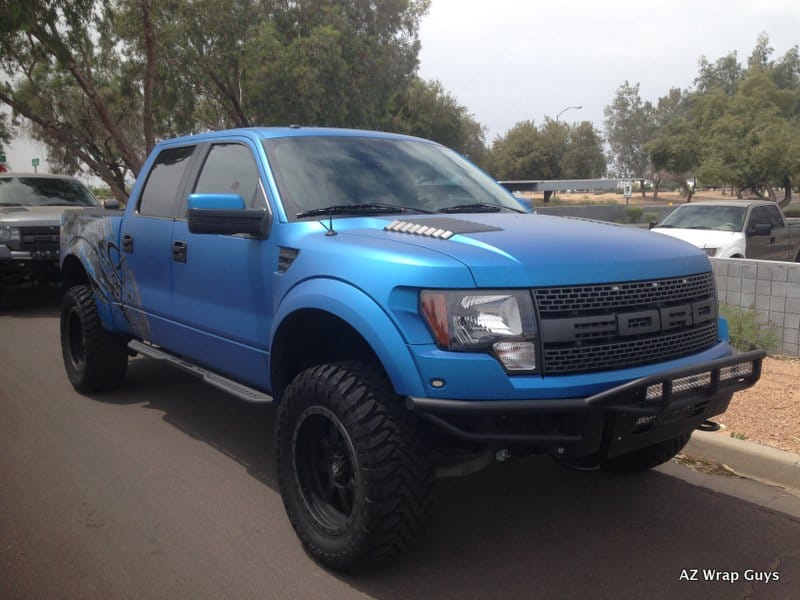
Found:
418,0 -> 800,141
4,0 -> 800,177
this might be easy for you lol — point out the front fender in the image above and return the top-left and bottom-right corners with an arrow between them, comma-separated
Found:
272,278 -> 426,397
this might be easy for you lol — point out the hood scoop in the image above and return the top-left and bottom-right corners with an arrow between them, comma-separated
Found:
383,217 -> 502,240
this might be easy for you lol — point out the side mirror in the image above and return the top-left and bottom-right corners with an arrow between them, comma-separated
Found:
187,193 -> 270,237
103,199 -> 121,210
747,223 -> 772,237
648,221 -> 657,230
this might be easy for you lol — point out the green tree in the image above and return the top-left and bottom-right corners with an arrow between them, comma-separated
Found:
0,0 -> 433,201
603,82 -> 656,196
560,121 -> 606,179
486,121 -> 549,181
697,70 -> 800,204
391,78 -> 487,165
487,119 -> 605,199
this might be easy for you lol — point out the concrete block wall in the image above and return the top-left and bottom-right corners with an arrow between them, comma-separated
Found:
710,257 -> 800,356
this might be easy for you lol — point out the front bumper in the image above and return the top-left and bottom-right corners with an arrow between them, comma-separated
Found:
407,350 -> 765,460
0,247 -> 60,286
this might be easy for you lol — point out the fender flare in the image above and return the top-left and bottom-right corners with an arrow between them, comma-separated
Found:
272,278 -> 425,397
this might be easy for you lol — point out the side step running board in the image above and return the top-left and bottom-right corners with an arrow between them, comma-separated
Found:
128,340 -> 273,404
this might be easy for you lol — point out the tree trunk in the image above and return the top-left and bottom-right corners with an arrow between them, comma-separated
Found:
652,174 -> 661,201
780,175 -> 792,208
764,182 -> 777,203
141,0 -> 157,156
640,178 -> 645,198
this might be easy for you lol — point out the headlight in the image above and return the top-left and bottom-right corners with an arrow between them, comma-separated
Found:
0,225 -> 21,247
420,289 -> 539,372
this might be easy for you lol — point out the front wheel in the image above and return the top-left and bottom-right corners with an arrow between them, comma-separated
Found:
60,285 -> 129,393
276,362 -> 434,571
600,433 -> 691,474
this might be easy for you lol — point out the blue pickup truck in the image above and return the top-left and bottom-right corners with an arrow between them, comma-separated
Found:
60,127 -> 764,570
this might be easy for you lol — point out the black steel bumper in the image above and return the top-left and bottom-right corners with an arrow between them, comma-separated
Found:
407,350 -> 765,460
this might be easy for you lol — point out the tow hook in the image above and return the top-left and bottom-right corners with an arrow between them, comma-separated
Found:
696,420 -> 721,432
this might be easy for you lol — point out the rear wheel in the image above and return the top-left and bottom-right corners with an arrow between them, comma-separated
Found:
600,433 -> 690,474
276,362 -> 434,571
60,285 -> 128,393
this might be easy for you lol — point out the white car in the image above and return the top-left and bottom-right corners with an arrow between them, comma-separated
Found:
651,200 -> 800,261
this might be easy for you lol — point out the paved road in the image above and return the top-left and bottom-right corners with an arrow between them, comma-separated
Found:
2,288 -> 799,599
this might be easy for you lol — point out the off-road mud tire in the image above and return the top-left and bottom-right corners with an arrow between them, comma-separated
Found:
60,284 -> 128,393
276,361 -> 434,571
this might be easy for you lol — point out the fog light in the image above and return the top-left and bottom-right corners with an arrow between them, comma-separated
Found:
493,341 -> 536,371
720,362 -> 753,381
672,372 -> 711,394
646,383 -> 663,401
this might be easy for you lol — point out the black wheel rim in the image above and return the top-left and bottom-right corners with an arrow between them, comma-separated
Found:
67,308 -> 86,370
292,406 -> 358,534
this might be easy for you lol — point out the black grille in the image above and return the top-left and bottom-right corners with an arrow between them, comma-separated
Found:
20,225 -> 60,252
542,322 -> 718,374
534,273 -> 718,375
534,273 -> 715,318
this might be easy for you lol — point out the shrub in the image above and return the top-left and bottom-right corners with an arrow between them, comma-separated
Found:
624,206 -> 644,223
719,304 -> 779,354
642,212 -> 659,223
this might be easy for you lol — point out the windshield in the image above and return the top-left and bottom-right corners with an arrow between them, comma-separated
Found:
263,135 -> 524,220
0,176 -> 99,207
657,205 -> 746,232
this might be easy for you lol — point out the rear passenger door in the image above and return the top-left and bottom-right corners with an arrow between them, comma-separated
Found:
120,144 -> 196,346
168,141 -> 274,390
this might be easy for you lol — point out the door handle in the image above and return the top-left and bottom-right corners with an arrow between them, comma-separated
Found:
172,240 -> 187,263
122,234 -> 134,253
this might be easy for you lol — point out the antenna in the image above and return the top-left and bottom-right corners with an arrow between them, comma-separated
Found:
323,210 -> 337,236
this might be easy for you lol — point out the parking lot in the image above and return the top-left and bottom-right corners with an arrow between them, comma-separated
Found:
2,288 -> 799,599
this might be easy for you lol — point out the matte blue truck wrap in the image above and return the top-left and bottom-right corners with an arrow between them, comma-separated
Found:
60,127 -> 764,570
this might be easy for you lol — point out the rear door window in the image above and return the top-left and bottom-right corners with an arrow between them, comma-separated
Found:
138,146 -> 196,218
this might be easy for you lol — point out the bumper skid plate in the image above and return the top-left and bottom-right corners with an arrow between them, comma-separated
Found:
407,350 -> 765,459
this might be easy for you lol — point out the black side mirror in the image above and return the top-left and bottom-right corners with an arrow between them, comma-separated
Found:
187,193 -> 270,237
648,221 -> 657,230
747,223 -> 772,236
103,199 -> 121,210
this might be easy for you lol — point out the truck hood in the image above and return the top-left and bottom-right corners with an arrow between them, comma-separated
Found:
651,227 -> 742,251
342,213 -> 712,286
0,205 -> 84,226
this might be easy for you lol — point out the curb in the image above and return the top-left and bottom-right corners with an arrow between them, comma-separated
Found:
684,430 -> 800,494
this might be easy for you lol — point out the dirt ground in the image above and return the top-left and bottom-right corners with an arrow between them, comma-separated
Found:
714,357 -> 800,455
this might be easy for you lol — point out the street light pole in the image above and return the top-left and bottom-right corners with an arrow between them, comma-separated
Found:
556,105 -> 582,122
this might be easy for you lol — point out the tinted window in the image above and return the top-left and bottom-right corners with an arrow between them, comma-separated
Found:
764,205 -> 785,228
139,146 -> 195,218
193,144 -> 262,208
749,206 -> 771,227
0,176 -> 98,207
263,136 -> 523,220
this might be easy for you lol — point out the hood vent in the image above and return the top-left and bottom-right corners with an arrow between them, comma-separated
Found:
383,217 -> 502,240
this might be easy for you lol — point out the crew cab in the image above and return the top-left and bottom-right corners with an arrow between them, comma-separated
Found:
59,128 -> 764,570
651,199 -> 800,260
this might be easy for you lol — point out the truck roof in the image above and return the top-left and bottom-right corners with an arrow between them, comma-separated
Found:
154,126 -> 432,147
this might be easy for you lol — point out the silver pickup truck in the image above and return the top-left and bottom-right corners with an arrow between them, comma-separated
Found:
1,173 -> 117,294
651,200 -> 800,261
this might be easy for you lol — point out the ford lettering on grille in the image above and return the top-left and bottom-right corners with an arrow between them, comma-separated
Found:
534,273 -> 719,375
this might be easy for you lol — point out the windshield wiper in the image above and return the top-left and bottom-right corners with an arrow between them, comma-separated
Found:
437,203 -> 523,214
297,203 -> 433,219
